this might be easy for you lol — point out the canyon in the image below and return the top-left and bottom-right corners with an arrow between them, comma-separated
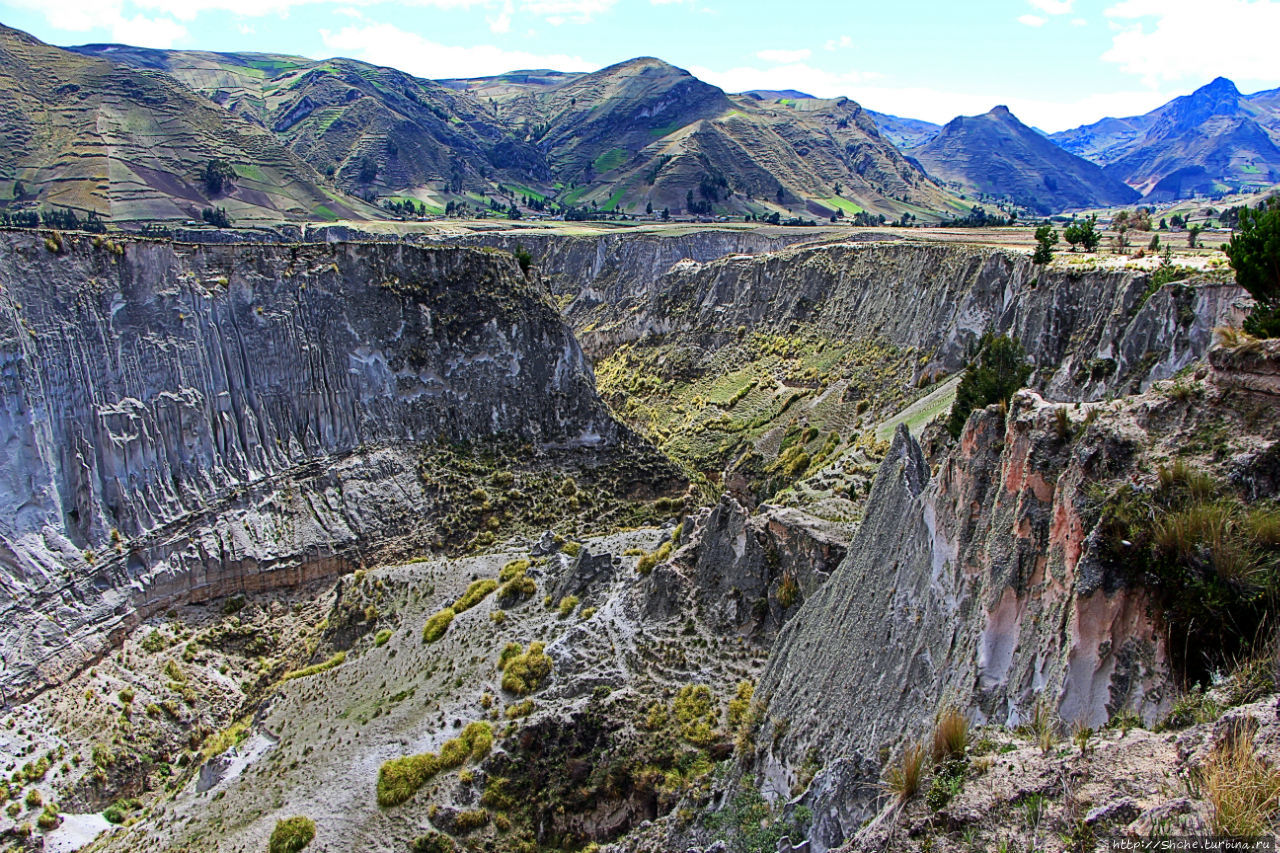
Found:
0,225 -> 1275,853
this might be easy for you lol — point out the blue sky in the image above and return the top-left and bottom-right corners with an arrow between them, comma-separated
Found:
2,0 -> 1278,131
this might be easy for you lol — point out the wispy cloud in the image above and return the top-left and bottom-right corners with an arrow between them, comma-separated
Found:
321,21 -> 591,77
1103,0 -> 1280,85
1018,14 -> 1047,26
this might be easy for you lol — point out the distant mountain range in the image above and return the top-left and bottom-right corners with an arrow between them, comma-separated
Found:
0,25 -> 375,223
866,77 -> 1280,206
62,40 -> 957,223
911,106 -> 1140,215
0,19 -> 1274,224
1050,77 -> 1280,201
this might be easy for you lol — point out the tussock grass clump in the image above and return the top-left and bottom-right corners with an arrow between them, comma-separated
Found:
636,540 -> 674,576
776,573 -> 800,609
282,651 -> 346,682
410,831 -> 456,853
374,629 -> 392,647
499,642 -> 553,695
452,809 -> 490,834
497,566 -> 537,605
1204,730 -> 1280,838
422,608 -> 455,643
378,753 -> 442,807
1099,462 -> 1280,682
454,579 -> 498,613
462,721 -> 494,761
883,742 -> 926,804
504,699 -> 534,719
499,559 -> 530,582
1018,700 -> 1059,754
268,816 -> 316,853
378,722 -> 494,808
673,684 -> 721,747
931,707 -> 969,764
557,595 -> 580,618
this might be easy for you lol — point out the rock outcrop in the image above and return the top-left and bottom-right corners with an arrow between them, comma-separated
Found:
0,232 -> 626,699
750,394 -> 1177,851
570,240 -> 1243,399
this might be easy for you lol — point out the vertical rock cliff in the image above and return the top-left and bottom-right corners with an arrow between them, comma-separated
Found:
0,233 -> 634,699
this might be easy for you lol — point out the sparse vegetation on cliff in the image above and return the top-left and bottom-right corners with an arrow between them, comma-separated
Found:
946,334 -> 1032,438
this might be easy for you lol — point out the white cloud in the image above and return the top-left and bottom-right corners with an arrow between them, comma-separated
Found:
111,12 -> 187,45
320,21 -> 591,77
689,62 -> 881,99
487,0 -> 513,31
1070,16 -> 1087,25
520,0 -> 615,21
1018,14 -> 1047,26
755,48 -> 811,64
1102,0 -> 1280,85
824,34 -> 852,51
1029,0 -> 1073,13
848,85 -> 1177,132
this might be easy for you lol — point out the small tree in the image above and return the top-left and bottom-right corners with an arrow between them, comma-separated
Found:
1187,224 -> 1203,248
946,334 -> 1033,438
1063,214 -> 1099,252
1225,198 -> 1280,337
201,159 -> 235,196
1032,224 -> 1058,264
12,180 -> 24,200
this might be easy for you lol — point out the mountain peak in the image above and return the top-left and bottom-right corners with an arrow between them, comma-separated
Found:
1197,76 -> 1240,97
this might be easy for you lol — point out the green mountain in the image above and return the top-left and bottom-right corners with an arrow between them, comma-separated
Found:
0,26 -> 373,223
912,105 -> 1140,215
73,44 -> 963,221
72,42 -> 548,211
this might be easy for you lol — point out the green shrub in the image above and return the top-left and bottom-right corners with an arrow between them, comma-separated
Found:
374,629 -> 392,647
454,579 -> 498,613
500,559 -> 530,582
673,684 -> 720,747
268,816 -> 316,853
377,754 -> 442,807
946,334 -> 1032,438
282,651 -> 346,682
1098,467 -> 1280,681
411,831 -> 456,853
499,642 -> 553,695
422,608 -> 456,643
452,809 -> 490,834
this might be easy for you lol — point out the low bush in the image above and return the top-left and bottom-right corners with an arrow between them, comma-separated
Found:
454,579 -> 498,613
268,816 -> 316,853
1205,730 -> 1280,837
499,642 -> 553,695
422,608 -> 455,643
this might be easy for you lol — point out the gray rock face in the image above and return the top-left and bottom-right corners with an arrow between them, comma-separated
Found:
451,230 -> 826,339
675,495 -> 849,640
0,233 -> 621,699
751,395 -> 1172,851
559,239 -> 1243,399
